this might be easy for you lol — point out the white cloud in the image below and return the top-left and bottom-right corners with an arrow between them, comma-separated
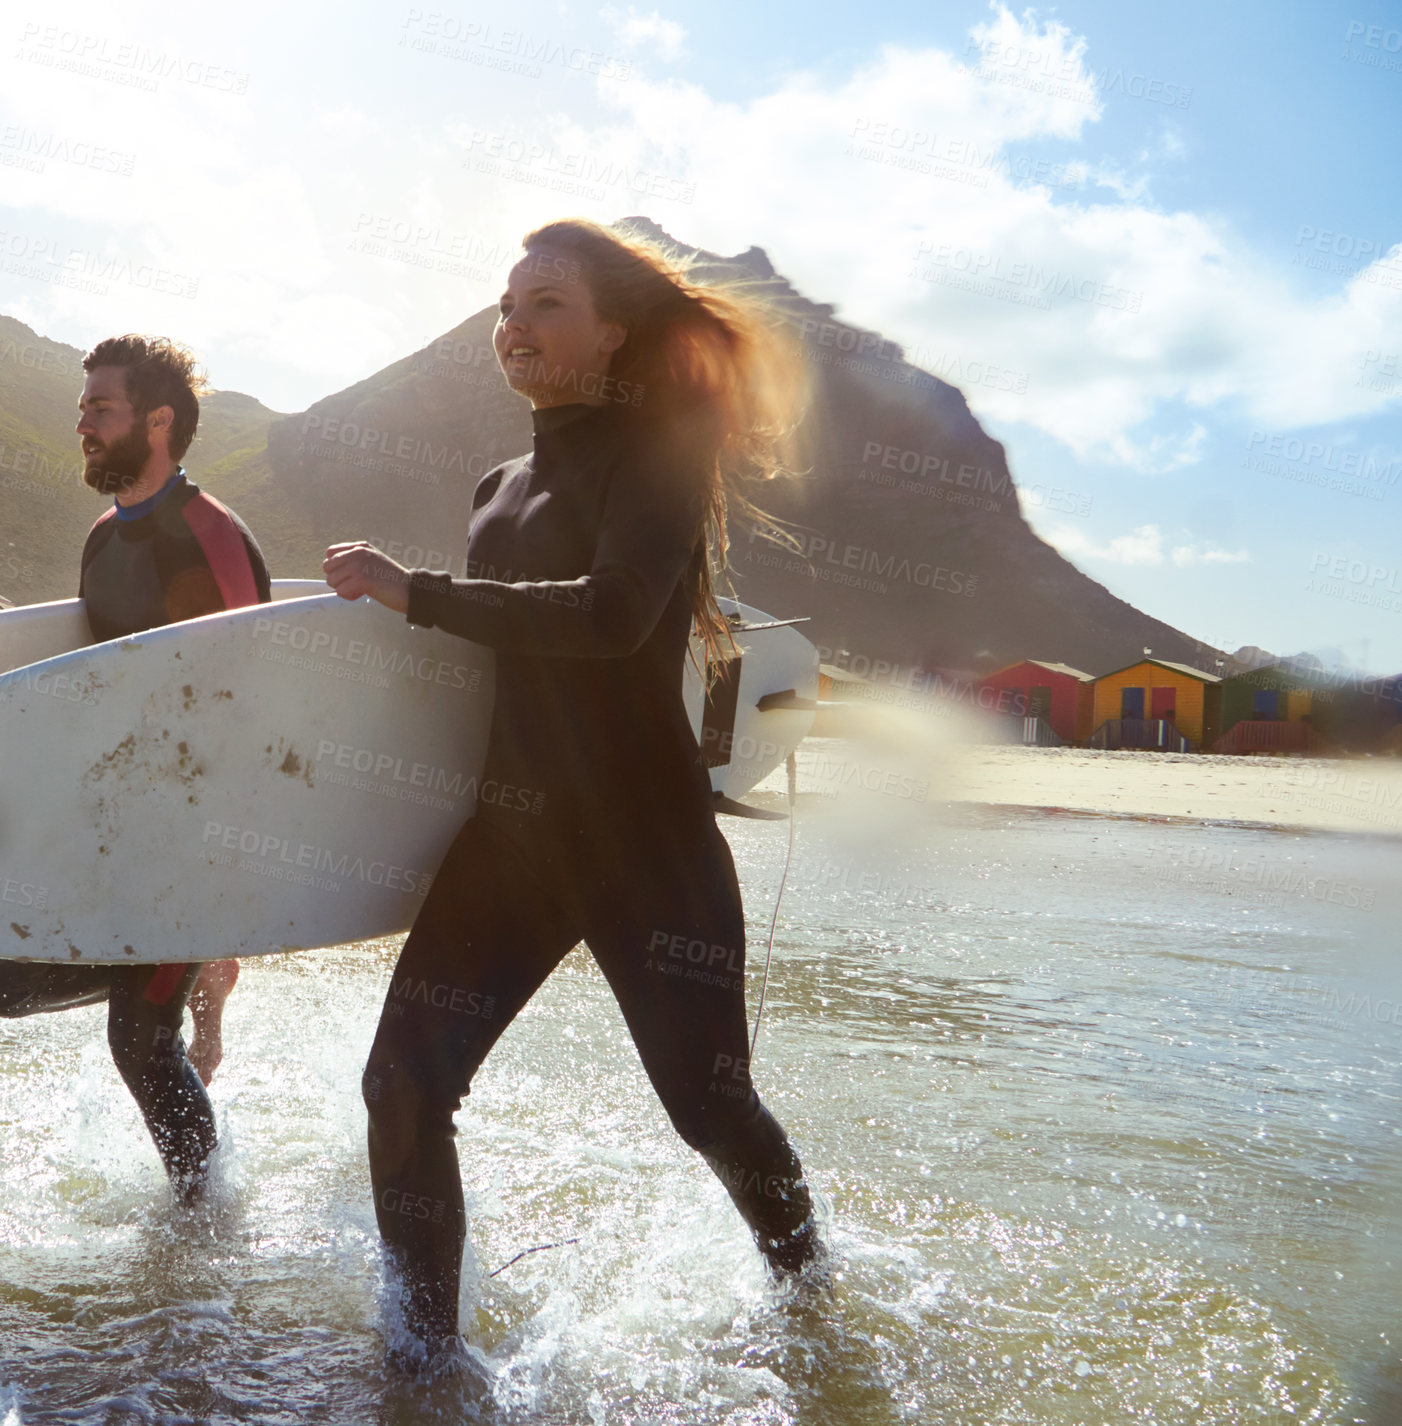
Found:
559,4 -> 1402,466
1169,543 -> 1251,567
1048,523 -> 1162,565
601,7 -> 687,62
1156,126 -> 1187,162
0,0 -> 1396,457
1046,523 -> 1250,567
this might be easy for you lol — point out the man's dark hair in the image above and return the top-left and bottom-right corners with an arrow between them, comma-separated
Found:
83,335 -> 205,461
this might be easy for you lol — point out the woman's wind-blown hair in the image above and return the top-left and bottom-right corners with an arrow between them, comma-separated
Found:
521,218 -> 809,673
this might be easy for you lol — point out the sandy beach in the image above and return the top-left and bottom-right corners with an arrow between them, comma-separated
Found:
935,744 -> 1402,836
777,725 -> 1402,838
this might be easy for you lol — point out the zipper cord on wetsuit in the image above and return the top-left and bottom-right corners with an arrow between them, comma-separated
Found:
749,750 -> 798,1061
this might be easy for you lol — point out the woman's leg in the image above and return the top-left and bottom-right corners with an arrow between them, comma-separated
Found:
586,829 -> 819,1273
362,821 -> 582,1348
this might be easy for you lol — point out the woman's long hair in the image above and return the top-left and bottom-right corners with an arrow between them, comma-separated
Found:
520,218 -> 807,671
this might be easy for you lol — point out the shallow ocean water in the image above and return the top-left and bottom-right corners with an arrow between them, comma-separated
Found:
0,778 -> 1398,1424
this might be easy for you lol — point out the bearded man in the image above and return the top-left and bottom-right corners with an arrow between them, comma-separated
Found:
0,335 -> 269,1191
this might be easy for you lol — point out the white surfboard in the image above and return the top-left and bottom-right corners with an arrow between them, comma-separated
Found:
0,591 -> 815,964
0,598 -> 92,674
0,579 -> 328,673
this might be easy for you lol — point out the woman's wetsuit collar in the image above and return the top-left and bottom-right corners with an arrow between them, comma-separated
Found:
530,402 -> 614,436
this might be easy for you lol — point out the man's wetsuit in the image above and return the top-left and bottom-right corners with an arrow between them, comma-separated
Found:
362,403 -> 817,1340
0,471 -> 270,1181
78,471 -> 268,642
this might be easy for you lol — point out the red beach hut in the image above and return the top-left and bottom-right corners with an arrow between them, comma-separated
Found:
978,659 -> 1096,745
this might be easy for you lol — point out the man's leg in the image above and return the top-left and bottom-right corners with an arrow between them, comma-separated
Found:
187,959 -> 240,1086
0,960 -> 114,1017
0,959 -> 215,1185
106,963 -> 216,1186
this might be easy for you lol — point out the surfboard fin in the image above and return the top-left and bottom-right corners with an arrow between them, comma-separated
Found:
713,792 -> 789,820
755,689 -> 817,712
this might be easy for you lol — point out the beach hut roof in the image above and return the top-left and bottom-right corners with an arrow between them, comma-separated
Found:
1098,656 -> 1222,684
1221,659 -> 1336,690
984,658 -> 1095,682
1029,659 -> 1095,681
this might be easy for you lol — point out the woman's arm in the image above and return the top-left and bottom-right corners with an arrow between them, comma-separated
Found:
325,453 -> 705,658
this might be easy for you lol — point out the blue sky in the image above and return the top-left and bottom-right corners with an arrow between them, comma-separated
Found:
0,0 -> 1398,669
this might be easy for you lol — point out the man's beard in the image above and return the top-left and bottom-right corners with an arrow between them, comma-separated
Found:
83,424 -> 151,496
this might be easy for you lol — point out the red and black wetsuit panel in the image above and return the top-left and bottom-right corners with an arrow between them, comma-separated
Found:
79,477 -> 270,643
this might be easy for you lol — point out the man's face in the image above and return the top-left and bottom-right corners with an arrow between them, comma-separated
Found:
76,366 -> 152,495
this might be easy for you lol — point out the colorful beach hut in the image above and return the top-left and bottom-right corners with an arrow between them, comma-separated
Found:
1091,658 -> 1222,750
1310,671 -> 1402,752
978,660 -> 1095,745
1215,661 -> 1327,753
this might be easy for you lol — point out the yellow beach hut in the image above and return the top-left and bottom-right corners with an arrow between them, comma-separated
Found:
1091,658 -> 1223,749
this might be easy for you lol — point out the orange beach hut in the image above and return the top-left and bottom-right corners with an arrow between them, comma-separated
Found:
1091,658 -> 1223,749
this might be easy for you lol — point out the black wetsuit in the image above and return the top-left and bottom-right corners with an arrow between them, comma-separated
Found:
362,403 -> 816,1342
0,472 -> 270,1182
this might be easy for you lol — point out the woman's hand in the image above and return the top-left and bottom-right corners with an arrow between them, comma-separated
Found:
323,542 -> 412,614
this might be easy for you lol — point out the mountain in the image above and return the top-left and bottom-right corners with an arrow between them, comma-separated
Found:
0,221 -> 1221,675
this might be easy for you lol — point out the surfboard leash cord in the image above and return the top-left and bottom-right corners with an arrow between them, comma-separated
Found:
488,1237 -> 582,1278
749,750 -> 798,1062
488,754 -> 796,1276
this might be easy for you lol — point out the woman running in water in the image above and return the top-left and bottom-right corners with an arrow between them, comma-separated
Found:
324,219 -> 821,1368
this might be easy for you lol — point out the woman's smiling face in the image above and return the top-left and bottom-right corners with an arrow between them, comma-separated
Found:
494,249 -> 627,408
